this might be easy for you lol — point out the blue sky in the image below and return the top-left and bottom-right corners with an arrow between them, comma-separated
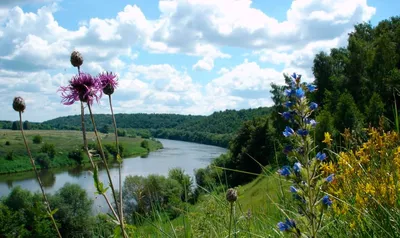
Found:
0,0 -> 398,122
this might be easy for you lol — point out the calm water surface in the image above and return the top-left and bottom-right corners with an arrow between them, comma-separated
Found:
0,139 -> 227,213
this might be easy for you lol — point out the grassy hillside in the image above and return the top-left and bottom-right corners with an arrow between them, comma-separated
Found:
134,173 -> 290,237
0,129 -> 162,174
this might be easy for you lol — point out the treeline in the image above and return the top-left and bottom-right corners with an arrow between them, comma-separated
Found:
0,120 -> 52,130
35,107 -> 271,147
194,16 -> 400,188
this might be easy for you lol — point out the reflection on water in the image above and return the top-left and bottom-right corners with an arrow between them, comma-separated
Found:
0,139 -> 227,214
39,170 -> 56,188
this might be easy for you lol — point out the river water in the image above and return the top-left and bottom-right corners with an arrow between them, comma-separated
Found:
0,139 -> 227,213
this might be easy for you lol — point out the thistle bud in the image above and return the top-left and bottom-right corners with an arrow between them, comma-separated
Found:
70,51 -> 83,67
226,188 -> 237,203
13,97 -> 26,112
103,84 -> 115,95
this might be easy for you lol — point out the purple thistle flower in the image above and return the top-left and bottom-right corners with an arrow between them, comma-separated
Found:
316,152 -> 327,161
283,126 -> 295,137
98,71 -> 118,95
58,73 -> 102,105
278,166 -> 291,176
309,102 -> 318,110
326,174 -> 334,183
322,195 -> 332,206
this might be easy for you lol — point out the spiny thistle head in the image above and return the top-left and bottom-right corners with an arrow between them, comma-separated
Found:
58,73 -> 102,105
70,51 -> 83,68
98,71 -> 118,95
226,188 -> 238,203
13,96 -> 26,112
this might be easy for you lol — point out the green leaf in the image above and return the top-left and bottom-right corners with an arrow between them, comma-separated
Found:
93,165 -> 109,194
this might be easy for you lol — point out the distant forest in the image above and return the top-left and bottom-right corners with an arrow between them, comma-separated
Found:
0,107 -> 272,147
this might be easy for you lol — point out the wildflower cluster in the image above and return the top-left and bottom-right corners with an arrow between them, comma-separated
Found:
323,126 -> 400,217
58,51 -> 127,237
276,73 -> 333,237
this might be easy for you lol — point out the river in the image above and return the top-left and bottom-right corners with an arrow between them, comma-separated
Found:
0,139 -> 227,214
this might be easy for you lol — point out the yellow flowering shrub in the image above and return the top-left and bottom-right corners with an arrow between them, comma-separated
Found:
322,127 -> 400,212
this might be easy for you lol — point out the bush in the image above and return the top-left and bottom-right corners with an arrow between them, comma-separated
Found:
5,151 -> 13,161
33,135 -> 43,144
40,143 -> 56,158
104,144 -> 124,159
117,129 -> 127,137
68,149 -> 84,164
140,140 -> 150,152
36,153 -> 51,169
4,141 -> 10,146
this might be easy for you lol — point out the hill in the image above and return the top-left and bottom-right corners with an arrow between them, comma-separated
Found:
41,107 -> 272,147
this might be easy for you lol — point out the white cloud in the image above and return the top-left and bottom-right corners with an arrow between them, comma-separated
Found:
0,0 -> 377,121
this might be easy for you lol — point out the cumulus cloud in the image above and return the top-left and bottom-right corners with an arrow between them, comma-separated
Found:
0,0 -> 377,121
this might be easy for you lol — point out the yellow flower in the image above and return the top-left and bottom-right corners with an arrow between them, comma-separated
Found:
365,183 -> 375,195
350,221 -> 356,230
322,132 -> 333,146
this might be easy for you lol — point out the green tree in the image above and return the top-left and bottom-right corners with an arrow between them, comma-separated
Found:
33,135 -> 43,144
365,93 -> 386,127
168,167 -> 193,201
334,92 -> 364,133
40,143 -> 56,158
11,121 -> 19,130
23,121 -> 30,130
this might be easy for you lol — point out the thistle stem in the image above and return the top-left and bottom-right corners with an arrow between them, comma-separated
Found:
18,112 -> 62,238
228,202 -> 234,238
108,94 -> 127,238
79,102 -> 119,221
87,103 -> 120,218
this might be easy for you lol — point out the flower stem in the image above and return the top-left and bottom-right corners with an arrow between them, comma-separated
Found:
19,112 -> 62,238
79,102 -> 120,221
108,94 -> 127,238
87,103 -> 120,218
228,202 -> 234,238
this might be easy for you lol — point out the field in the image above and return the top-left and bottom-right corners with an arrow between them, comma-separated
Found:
0,129 -> 163,174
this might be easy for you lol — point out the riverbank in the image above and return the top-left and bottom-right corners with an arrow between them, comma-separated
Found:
0,129 -> 163,174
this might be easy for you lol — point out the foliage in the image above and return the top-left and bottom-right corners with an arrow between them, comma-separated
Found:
35,153 -> 51,169
23,121 -> 30,130
33,134 -> 43,144
40,143 -> 56,158
4,141 -> 10,146
67,149 -> 84,164
5,151 -> 13,161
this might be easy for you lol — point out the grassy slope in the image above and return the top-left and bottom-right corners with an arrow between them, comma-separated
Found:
0,129 -> 162,174
135,174 -> 290,237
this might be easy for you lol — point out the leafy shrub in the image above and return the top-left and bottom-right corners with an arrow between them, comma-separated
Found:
32,135 -> 43,144
140,140 -> 150,151
117,129 -> 127,137
36,153 -> 51,169
40,143 -> 56,158
104,144 -> 124,159
5,151 -> 13,161
4,141 -> 10,146
68,149 -> 84,164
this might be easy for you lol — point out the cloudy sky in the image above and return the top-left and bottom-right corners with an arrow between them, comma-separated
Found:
0,0 -> 398,122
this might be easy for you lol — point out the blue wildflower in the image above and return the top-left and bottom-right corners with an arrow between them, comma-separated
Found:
293,162 -> 302,173
309,102 -> 318,110
281,111 -> 292,120
322,195 -> 332,206
326,174 -> 334,183
283,126 -> 295,137
307,84 -> 317,92
278,166 -> 291,176
284,89 -> 293,97
295,88 -> 305,99
297,129 -> 308,136
285,101 -> 293,108
306,118 -> 317,127
290,186 -> 298,193
316,152 -> 327,161
291,72 -> 297,79
283,145 -> 293,154
277,219 -> 296,232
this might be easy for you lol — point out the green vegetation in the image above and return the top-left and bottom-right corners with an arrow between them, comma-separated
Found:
40,107 -> 272,147
0,130 -> 162,174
